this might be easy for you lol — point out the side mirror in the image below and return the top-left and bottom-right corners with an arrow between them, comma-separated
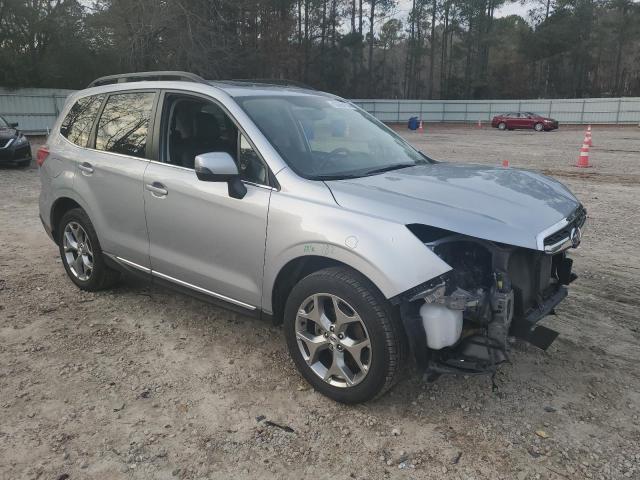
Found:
194,152 -> 247,199
9,122 -> 18,128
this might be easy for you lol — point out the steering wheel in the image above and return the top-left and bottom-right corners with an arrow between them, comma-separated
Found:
316,147 -> 352,173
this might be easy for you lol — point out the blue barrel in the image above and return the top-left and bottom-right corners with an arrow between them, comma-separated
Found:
408,116 -> 419,130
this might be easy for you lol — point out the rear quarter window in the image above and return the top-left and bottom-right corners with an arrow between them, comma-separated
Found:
95,92 -> 155,158
59,95 -> 105,147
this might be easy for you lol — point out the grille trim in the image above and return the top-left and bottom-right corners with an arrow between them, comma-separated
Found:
535,205 -> 587,253
543,206 -> 586,247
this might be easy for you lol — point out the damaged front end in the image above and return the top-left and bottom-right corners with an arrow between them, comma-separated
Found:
397,209 -> 585,377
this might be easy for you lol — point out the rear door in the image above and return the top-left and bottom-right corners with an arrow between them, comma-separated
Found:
504,113 -> 517,129
72,90 -> 158,270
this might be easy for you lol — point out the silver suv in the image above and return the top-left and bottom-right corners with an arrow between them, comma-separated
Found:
38,72 -> 586,403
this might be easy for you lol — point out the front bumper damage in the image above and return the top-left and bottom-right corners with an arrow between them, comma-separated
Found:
396,216 -> 583,377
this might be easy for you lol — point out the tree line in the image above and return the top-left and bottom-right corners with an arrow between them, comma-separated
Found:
0,0 -> 638,99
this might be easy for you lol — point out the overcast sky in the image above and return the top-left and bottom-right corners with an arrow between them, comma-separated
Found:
392,0 -> 530,22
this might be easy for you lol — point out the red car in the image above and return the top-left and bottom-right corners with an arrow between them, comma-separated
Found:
491,112 -> 558,132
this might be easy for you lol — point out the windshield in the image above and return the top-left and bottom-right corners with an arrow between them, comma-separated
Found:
0,117 -> 8,128
236,95 -> 429,179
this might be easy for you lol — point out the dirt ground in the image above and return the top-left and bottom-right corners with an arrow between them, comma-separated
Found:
1,125 -> 639,480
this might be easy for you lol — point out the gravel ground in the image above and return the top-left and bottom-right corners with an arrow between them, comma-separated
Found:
1,125 -> 639,480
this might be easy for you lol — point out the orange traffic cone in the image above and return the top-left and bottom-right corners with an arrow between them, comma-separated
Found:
585,128 -> 593,146
418,120 -> 424,133
576,144 -> 591,168
502,159 -> 510,167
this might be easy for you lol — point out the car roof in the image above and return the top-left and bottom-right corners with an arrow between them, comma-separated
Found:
72,79 -> 336,105
207,80 -> 330,98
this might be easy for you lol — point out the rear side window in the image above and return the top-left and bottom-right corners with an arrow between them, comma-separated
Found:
95,92 -> 155,158
59,95 -> 105,147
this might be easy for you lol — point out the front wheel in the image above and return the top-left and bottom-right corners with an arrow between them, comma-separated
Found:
284,267 -> 406,403
534,122 -> 544,132
498,122 -> 506,131
58,208 -> 120,291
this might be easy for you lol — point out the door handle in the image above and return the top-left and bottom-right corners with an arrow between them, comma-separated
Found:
78,162 -> 94,175
145,181 -> 168,197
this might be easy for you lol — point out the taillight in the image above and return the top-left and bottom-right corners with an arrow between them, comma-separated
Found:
36,145 -> 49,167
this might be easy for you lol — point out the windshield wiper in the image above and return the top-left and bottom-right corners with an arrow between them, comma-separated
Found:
310,163 -> 415,181
362,163 -> 415,176
309,173 -> 365,181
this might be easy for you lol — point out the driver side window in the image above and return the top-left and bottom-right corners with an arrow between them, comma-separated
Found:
162,94 -> 268,185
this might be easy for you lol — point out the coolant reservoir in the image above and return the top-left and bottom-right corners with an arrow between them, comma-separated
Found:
419,303 -> 463,350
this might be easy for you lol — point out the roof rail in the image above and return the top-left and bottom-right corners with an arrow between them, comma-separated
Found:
87,71 -> 207,88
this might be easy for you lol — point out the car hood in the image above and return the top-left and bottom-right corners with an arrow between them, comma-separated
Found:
325,163 -> 580,250
0,128 -> 18,142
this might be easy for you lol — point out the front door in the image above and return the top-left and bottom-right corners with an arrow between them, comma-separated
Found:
513,113 -> 529,129
143,92 -> 272,310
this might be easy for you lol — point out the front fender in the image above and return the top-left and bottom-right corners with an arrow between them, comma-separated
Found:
262,189 -> 452,313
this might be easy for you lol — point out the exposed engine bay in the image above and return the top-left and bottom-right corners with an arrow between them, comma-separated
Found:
398,224 -> 580,377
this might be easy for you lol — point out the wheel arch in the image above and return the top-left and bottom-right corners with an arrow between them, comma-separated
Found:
270,255 -> 377,325
50,196 -> 85,244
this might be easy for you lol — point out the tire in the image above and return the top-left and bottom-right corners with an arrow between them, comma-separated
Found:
57,208 -> 119,291
17,159 -> 31,168
534,122 -> 544,132
498,122 -> 506,131
284,266 -> 406,403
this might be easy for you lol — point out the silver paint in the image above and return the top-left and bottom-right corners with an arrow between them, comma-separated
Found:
40,80 -> 584,318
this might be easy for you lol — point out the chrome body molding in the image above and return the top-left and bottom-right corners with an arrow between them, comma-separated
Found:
109,254 -> 256,311
115,256 -> 151,273
152,270 -> 256,310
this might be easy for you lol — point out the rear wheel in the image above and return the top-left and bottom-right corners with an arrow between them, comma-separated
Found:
534,122 -> 544,132
284,266 -> 405,403
498,122 -> 506,131
58,208 -> 119,291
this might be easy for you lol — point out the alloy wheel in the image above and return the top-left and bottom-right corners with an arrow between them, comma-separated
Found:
295,293 -> 371,388
62,221 -> 94,281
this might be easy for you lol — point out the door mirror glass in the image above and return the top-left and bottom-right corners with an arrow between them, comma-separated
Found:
194,152 -> 246,199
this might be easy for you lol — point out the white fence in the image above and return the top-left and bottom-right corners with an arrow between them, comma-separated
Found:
352,97 -> 640,125
0,87 -> 638,134
0,88 -> 74,134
